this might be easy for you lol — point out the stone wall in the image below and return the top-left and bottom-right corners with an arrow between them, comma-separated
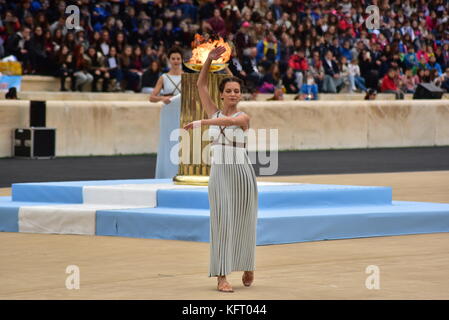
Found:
0,99 -> 448,157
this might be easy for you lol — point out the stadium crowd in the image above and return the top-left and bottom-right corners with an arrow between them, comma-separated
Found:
1,0 -> 449,98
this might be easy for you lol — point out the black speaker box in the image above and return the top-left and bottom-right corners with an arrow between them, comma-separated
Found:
30,100 -> 46,127
413,83 -> 444,99
13,128 -> 56,159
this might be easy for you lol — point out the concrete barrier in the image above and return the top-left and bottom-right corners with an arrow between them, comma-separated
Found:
15,90 -> 448,101
0,99 -> 448,157
17,76 -> 449,100
0,101 -> 30,157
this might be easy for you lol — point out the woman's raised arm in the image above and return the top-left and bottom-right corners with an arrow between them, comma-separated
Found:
197,46 -> 227,118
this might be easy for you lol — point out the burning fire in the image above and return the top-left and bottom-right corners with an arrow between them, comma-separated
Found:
188,34 -> 231,65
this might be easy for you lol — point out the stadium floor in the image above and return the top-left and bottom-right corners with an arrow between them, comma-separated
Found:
1,170 -> 449,299
1,147 -> 448,299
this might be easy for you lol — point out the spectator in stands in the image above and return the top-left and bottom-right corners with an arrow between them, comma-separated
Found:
282,67 -> 299,94
113,31 -> 127,54
359,50 -> 379,90
131,45 -> 144,76
400,68 -> 419,93
235,21 -> 254,60
1,0 -> 448,102
434,47 -> 446,71
2,11 -> 21,39
75,30 -> 89,52
242,47 -> 263,92
120,45 -> 142,92
329,37 -> 342,61
418,68 -> 431,83
288,49 -> 308,92
48,16 -> 66,37
73,45 -> 93,91
105,46 -> 122,92
322,50 -> 344,93
442,43 -> 449,69
57,45 -> 75,91
43,29 -> 57,75
5,26 -> 31,71
339,56 -> 350,92
51,28 -> 63,52
435,67 -> 449,92
404,46 -> 419,70
426,55 -> 443,76
260,62 -> 281,92
29,26 -> 47,74
198,0 -> 216,21
429,69 -> 440,85
381,68 -> 404,99
256,30 -> 280,71
270,0 -> 283,21
142,45 -> 158,70
417,44 -> 430,64
64,31 -> 76,51
228,44 -> 247,82
339,40 -> 353,62
22,13 -> 34,31
207,8 -> 226,38
90,31 -> 102,51
87,46 -> 110,92
98,30 -> 111,57
299,72 -> 319,100
308,50 -> 325,92
141,60 -> 162,94
348,58 -> 366,93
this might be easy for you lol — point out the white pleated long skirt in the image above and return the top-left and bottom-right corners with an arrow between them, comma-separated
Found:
208,145 -> 258,277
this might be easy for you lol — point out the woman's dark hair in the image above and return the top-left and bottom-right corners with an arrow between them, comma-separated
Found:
168,46 -> 183,59
219,76 -> 244,93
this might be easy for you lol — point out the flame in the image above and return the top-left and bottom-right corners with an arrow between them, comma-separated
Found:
188,34 -> 231,65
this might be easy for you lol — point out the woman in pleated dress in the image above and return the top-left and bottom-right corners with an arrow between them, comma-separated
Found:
150,47 -> 183,179
183,46 -> 258,293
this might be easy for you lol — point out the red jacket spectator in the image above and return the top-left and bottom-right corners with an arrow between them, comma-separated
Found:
381,73 -> 398,92
288,53 -> 308,72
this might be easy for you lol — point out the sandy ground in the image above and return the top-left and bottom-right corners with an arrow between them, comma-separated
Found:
0,170 -> 448,299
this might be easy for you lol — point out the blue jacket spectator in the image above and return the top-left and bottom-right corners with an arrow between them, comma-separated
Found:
426,56 -> 443,76
256,31 -> 281,71
300,74 -> 319,100
339,40 -> 353,61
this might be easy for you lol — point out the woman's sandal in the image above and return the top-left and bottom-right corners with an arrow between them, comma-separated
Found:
242,271 -> 254,287
217,280 -> 234,293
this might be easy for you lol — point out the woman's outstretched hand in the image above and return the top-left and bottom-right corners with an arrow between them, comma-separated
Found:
183,120 -> 202,130
208,46 -> 226,61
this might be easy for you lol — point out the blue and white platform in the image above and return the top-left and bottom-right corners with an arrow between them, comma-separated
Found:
1,179 -> 449,245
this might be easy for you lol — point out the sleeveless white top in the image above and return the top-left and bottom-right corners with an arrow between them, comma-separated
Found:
208,110 -> 250,165
161,73 -> 181,96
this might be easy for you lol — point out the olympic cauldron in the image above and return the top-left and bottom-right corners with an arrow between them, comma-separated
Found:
173,35 -> 232,186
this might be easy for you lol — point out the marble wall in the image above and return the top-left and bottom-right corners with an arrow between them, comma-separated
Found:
0,99 -> 448,157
